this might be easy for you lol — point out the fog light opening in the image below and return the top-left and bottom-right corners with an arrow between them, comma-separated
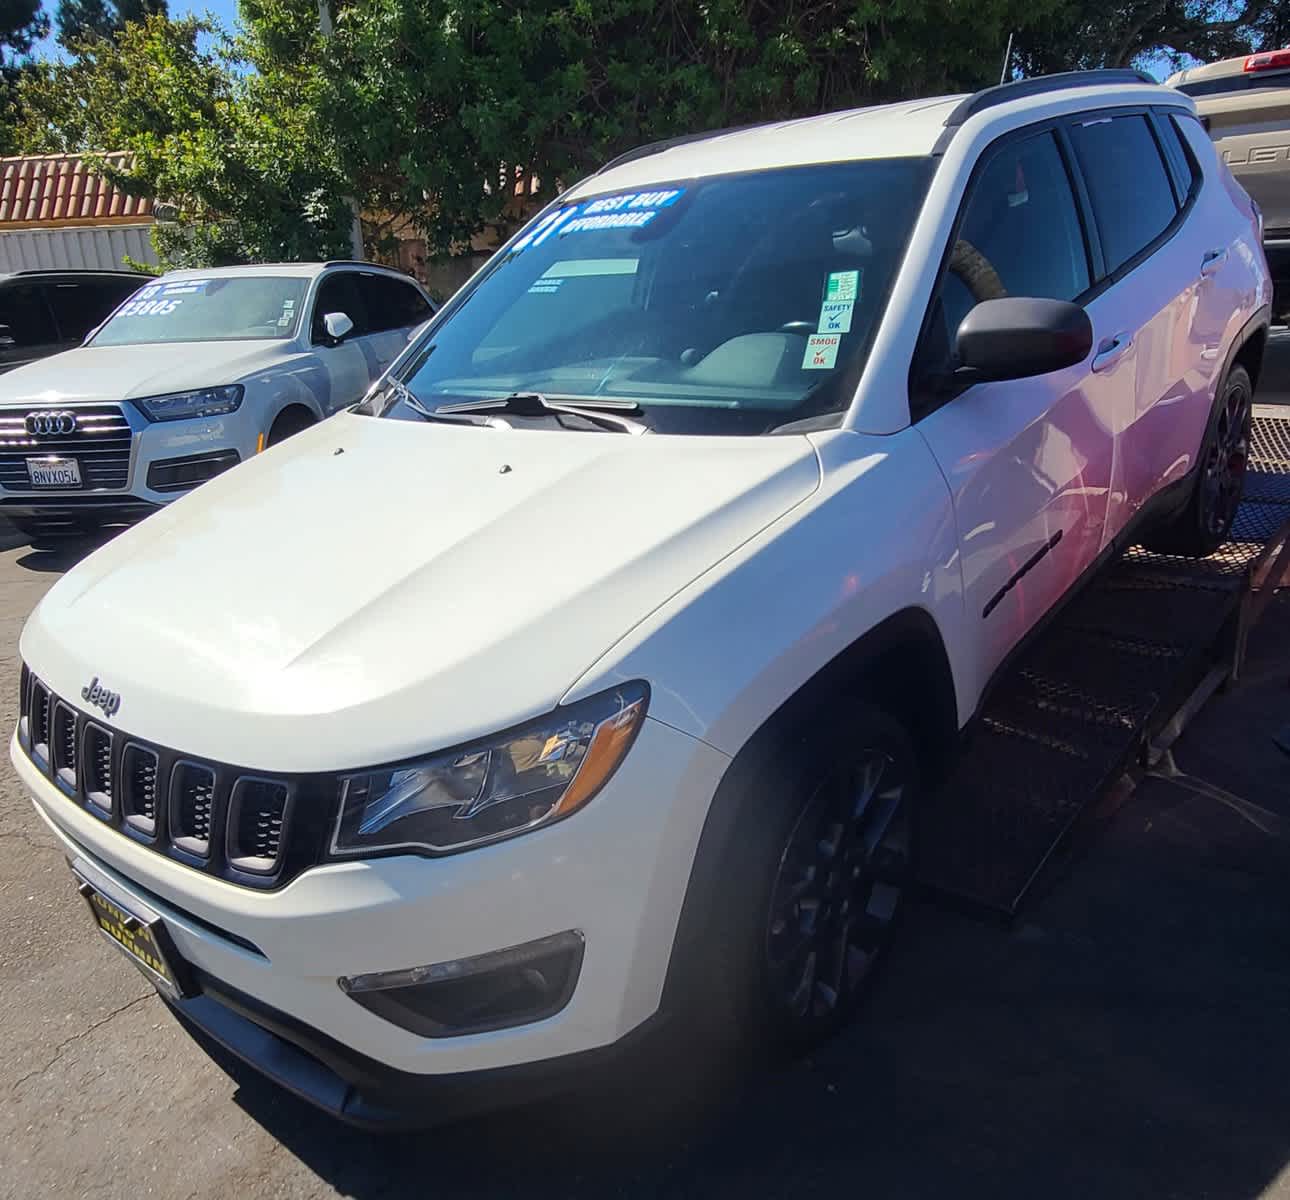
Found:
338,930 -> 584,1038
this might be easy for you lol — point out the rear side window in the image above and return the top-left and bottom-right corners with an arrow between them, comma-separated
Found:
358,274 -> 432,333
44,277 -> 141,341
1068,114 -> 1178,275
922,131 -> 1090,372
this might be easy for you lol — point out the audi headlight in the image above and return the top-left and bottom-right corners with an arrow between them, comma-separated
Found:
134,385 -> 244,422
330,682 -> 649,857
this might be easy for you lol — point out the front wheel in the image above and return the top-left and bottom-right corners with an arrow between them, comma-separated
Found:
698,703 -> 919,1055
267,407 -> 316,447
1142,364 -> 1252,558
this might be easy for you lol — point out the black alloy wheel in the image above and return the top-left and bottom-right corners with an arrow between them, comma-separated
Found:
1199,370 -> 1251,543
763,744 -> 913,1034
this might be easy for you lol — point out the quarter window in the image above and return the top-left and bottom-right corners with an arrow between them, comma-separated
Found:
922,131 -> 1090,375
1068,114 -> 1178,275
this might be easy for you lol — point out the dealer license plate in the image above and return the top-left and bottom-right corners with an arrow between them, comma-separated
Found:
72,865 -> 189,999
26,456 -> 82,488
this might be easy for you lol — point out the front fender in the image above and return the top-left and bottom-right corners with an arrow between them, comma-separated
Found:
562,427 -> 971,758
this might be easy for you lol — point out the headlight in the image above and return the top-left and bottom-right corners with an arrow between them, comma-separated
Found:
330,681 -> 649,857
134,385 -> 244,422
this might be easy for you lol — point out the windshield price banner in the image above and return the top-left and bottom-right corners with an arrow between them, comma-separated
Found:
508,189 -> 685,254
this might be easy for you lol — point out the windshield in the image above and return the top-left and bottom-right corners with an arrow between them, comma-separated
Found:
91,276 -> 308,346
380,158 -> 932,434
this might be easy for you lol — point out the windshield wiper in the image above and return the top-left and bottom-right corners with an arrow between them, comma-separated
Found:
439,392 -> 648,435
387,380 -> 498,427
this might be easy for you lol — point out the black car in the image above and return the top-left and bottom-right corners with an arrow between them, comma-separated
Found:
0,269 -> 149,373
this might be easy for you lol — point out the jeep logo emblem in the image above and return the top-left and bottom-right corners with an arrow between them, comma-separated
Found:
26,410 -> 78,436
81,677 -> 121,719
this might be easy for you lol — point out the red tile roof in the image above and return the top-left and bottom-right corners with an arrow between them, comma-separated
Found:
0,153 -> 154,228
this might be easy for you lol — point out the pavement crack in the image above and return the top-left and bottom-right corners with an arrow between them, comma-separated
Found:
10,992 -> 153,1094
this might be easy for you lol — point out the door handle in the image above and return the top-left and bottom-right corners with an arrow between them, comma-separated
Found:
1201,247 -> 1229,276
1091,331 -> 1133,373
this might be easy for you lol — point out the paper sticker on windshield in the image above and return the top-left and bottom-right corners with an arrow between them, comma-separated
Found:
803,334 -> 841,370
528,278 -> 564,295
825,270 -> 860,303
817,299 -> 854,334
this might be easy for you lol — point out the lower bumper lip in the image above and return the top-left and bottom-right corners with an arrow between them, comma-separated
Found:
164,969 -> 667,1129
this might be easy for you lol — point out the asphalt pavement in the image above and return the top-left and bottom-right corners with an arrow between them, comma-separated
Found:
1,343 -> 1290,1199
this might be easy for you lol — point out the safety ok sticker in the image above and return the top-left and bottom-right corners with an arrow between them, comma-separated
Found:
803,334 -> 841,370
818,300 -> 853,334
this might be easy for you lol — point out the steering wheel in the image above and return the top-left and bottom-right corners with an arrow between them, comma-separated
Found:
777,321 -> 816,336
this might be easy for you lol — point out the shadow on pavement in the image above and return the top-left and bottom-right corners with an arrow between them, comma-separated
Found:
202,599 -> 1290,1199
13,533 -> 117,573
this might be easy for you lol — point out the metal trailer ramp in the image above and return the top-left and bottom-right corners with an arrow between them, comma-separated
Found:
919,408 -> 1290,916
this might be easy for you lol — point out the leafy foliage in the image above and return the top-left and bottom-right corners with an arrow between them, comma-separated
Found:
55,0 -> 168,51
0,0 -> 48,153
319,0 -> 1056,254
18,0 -> 1290,269
1014,0 -> 1289,74
20,15 -> 355,264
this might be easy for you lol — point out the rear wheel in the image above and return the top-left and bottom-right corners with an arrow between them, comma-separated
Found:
697,703 -> 919,1055
1142,364 -> 1252,558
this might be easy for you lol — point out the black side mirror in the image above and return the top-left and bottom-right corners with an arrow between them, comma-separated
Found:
955,297 -> 1092,383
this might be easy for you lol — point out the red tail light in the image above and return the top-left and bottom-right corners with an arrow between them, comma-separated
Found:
1244,49 -> 1290,72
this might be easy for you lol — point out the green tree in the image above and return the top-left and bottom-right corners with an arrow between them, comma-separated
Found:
1013,0 -> 1288,74
20,14 -> 353,265
56,0 -> 168,51
0,0 -> 49,153
317,0 -> 1062,257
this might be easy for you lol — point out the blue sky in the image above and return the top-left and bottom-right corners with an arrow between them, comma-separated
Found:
33,0 -> 240,58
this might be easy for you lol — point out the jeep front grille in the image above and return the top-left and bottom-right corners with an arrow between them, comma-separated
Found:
18,670 -> 332,889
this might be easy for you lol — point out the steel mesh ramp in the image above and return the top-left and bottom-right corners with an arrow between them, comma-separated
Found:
919,410 -> 1290,914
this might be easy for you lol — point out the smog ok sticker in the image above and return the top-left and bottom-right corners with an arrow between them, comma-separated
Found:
803,334 -> 841,370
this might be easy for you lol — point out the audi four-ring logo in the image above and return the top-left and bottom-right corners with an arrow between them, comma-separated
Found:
25,410 -> 78,436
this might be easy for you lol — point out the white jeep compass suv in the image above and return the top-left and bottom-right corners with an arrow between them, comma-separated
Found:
11,70 -> 1270,1126
0,261 -> 434,546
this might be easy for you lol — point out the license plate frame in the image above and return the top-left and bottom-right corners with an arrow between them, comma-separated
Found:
26,456 -> 83,489
71,862 -> 195,1000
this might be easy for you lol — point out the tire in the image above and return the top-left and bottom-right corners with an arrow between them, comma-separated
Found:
267,408 -> 315,446
1141,364 -> 1252,558
695,702 -> 920,1057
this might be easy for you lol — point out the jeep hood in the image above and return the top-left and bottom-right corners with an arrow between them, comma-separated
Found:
0,341 -> 287,405
22,413 -> 819,770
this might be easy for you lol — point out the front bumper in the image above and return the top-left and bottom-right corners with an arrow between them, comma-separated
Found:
14,718 -> 729,1102
166,968 -> 664,1128
0,402 -> 257,520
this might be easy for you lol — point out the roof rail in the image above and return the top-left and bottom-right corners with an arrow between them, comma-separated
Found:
943,68 -> 1156,128
10,267 -> 149,277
